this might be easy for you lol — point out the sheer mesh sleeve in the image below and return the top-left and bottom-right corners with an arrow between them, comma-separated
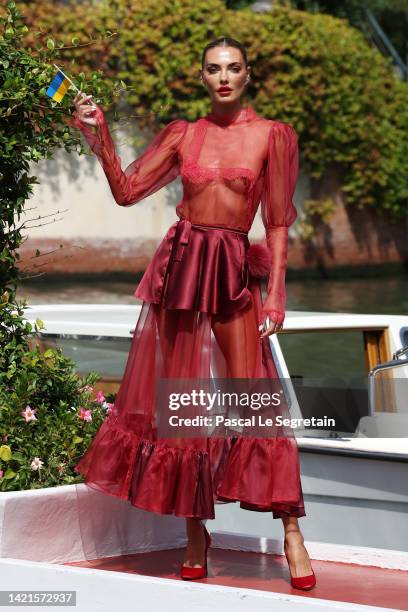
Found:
260,122 -> 299,325
70,104 -> 187,207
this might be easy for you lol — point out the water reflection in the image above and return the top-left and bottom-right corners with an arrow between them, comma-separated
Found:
289,276 -> 408,315
17,274 -> 408,315
17,278 -> 139,305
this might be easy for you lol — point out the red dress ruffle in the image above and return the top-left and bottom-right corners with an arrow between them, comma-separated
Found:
76,416 -> 303,519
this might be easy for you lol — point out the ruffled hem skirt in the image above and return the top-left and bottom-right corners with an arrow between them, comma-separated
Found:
74,218 -> 306,520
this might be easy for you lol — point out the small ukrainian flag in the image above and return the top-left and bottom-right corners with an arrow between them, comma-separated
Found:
46,65 -> 72,103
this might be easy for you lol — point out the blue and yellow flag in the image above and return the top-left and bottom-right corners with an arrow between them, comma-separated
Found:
46,67 -> 71,103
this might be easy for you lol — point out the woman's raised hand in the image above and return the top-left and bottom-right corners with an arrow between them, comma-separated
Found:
73,91 -> 99,127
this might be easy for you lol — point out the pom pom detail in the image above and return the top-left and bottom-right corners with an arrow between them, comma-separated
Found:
246,242 -> 272,278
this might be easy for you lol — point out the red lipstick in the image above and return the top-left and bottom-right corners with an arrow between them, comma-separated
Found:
217,86 -> 232,97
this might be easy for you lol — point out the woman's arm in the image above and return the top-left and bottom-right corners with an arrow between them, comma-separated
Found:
260,121 -> 299,326
70,104 -> 187,207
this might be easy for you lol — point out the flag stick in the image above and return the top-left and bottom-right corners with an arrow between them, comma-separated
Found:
53,63 -> 95,105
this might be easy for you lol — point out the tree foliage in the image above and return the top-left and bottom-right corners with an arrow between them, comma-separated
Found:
290,0 -> 408,61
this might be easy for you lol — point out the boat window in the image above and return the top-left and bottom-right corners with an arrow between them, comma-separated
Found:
278,329 -> 389,438
35,333 -> 132,394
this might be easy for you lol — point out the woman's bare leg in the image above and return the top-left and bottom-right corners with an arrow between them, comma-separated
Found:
282,516 -> 313,577
182,518 -> 208,568
211,294 -> 259,378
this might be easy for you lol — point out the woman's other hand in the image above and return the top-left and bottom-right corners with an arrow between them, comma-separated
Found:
73,91 -> 99,127
259,314 -> 283,338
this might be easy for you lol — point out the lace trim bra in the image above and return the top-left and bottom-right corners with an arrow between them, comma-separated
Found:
180,109 -> 258,190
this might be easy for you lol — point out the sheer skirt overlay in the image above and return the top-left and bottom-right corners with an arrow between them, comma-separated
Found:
75,288 -> 305,520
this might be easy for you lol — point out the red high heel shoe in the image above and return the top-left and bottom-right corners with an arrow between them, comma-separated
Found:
288,568 -> 316,590
284,543 -> 317,590
180,521 -> 211,580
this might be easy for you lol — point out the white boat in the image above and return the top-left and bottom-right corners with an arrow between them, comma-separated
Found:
1,304 -> 407,611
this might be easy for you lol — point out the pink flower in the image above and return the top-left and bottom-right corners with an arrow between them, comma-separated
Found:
57,463 -> 66,474
21,405 -> 37,422
95,391 -> 106,404
31,457 -> 44,471
106,403 -> 117,416
79,384 -> 94,394
0,470 -> 3,478
79,407 -> 92,422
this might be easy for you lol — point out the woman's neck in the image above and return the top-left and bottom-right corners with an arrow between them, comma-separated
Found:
210,102 -> 242,118
205,103 -> 253,127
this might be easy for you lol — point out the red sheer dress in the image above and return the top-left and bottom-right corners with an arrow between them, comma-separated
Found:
70,103 -> 305,520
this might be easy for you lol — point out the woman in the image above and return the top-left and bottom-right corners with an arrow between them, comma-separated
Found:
71,36 -> 316,590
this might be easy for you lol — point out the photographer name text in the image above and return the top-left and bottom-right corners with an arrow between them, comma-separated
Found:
167,415 -> 335,428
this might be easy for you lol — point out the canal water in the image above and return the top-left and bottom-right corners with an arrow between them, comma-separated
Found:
17,273 -> 408,315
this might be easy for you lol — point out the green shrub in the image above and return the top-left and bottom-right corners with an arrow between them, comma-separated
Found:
0,293 -> 117,491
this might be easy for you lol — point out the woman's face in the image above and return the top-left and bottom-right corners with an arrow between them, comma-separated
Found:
201,46 -> 249,105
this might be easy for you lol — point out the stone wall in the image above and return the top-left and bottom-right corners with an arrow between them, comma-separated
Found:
17,133 -> 408,277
